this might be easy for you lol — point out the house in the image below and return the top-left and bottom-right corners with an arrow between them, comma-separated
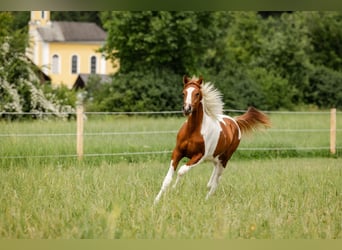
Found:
72,73 -> 111,90
26,11 -> 118,88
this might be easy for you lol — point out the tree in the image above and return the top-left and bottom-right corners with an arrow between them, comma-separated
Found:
0,12 -> 75,119
100,11 -> 222,75
94,11 -> 229,112
51,11 -> 102,27
306,65 -> 342,108
306,11 -> 342,71
93,11 -> 342,111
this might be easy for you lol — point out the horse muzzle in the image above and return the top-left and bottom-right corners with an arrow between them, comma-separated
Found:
183,104 -> 192,116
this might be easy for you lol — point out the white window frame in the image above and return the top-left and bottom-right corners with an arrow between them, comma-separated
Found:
51,54 -> 60,74
71,54 -> 79,74
90,55 -> 97,74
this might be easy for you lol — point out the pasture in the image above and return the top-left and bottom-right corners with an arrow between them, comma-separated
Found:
0,112 -> 341,239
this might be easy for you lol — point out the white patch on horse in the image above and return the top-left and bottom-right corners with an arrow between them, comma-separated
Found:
219,115 -> 242,140
185,87 -> 195,106
201,112 -> 222,158
154,160 -> 175,204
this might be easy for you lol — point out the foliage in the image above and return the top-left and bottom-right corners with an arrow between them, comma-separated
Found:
3,11 -> 342,114
51,11 -> 102,27
9,11 -> 102,30
0,12 -> 75,120
306,12 -> 342,71
101,11 -> 222,75
98,11 -> 342,111
84,69 -> 182,112
306,65 -> 342,108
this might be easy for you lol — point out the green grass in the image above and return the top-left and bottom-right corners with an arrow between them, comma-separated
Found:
0,112 -> 341,238
0,112 -> 341,161
0,158 -> 341,239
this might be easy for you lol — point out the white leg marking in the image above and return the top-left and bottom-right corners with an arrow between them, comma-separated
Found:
206,163 -> 224,200
172,175 -> 181,189
207,164 -> 217,189
172,164 -> 189,189
178,164 -> 190,176
154,161 -> 175,204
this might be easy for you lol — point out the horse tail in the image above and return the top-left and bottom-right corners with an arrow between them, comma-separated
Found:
235,107 -> 271,135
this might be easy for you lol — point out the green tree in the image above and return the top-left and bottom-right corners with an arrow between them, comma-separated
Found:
95,11 -> 230,112
51,11 -> 102,27
306,65 -> 342,108
306,11 -> 342,71
101,11 -> 221,75
94,11 -> 342,111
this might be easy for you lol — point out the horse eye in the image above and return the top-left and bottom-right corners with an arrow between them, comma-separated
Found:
196,93 -> 200,97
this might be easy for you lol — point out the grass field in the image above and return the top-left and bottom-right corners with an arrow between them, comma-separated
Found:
0,111 -> 341,160
0,112 -> 341,239
0,158 -> 341,239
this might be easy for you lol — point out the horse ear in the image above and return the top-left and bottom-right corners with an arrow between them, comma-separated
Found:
198,75 -> 203,85
183,75 -> 190,85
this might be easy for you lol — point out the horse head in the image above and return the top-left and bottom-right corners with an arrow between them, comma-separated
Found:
182,75 -> 203,116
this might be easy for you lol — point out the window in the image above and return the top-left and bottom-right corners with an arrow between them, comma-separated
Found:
51,54 -> 59,74
90,56 -> 97,74
71,55 -> 78,74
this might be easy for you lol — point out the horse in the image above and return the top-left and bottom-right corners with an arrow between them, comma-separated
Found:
154,75 -> 271,204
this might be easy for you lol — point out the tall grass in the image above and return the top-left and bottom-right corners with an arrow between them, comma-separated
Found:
0,112 -> 341,238
0,111 -> 341,162
0,158 -> 340,238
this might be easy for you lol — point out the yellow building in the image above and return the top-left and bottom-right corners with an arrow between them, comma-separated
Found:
26,11 -> 118,88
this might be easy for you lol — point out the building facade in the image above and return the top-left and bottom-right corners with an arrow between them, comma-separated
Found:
26,11 -> 118,88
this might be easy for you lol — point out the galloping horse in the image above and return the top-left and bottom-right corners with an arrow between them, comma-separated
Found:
154,76 -> 271,204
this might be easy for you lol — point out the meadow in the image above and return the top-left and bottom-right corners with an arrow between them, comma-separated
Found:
0,111 -> 341,239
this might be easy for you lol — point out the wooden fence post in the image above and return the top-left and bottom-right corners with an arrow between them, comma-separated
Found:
330,108 -> 336,155
76,93 -> 84,160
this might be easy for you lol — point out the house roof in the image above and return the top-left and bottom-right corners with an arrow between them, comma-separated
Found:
26,57 -> 51,84
73,73 -> 112,90
37,21 -> 107,42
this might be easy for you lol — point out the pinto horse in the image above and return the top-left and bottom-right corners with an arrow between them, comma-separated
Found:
154,76 -> 271,204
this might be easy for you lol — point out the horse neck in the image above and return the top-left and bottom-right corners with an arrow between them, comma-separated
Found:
186,102 -> 204,134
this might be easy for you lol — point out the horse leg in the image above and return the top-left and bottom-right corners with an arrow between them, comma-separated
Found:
172,153 -> 203,189
154,161 -> 174,204
207,163 -> 218,189
154,152 -> 182,204
205,162 -> 224,200
172,164 -> 188,188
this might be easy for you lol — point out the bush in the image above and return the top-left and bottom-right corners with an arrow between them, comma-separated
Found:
85,69 -> 183,112
305,65 -> 342,108
0,12 -> 76,120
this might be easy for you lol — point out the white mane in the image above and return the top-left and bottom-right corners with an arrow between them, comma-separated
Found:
201,82 -> 224,119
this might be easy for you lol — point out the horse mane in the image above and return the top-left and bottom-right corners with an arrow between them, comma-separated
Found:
201,81 -> 224,119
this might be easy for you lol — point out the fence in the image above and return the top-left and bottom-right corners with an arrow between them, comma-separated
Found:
0,107 -> 340,160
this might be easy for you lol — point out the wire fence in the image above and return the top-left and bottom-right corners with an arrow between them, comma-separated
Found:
2,109 -> 340,116
0,109 -> 341,160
